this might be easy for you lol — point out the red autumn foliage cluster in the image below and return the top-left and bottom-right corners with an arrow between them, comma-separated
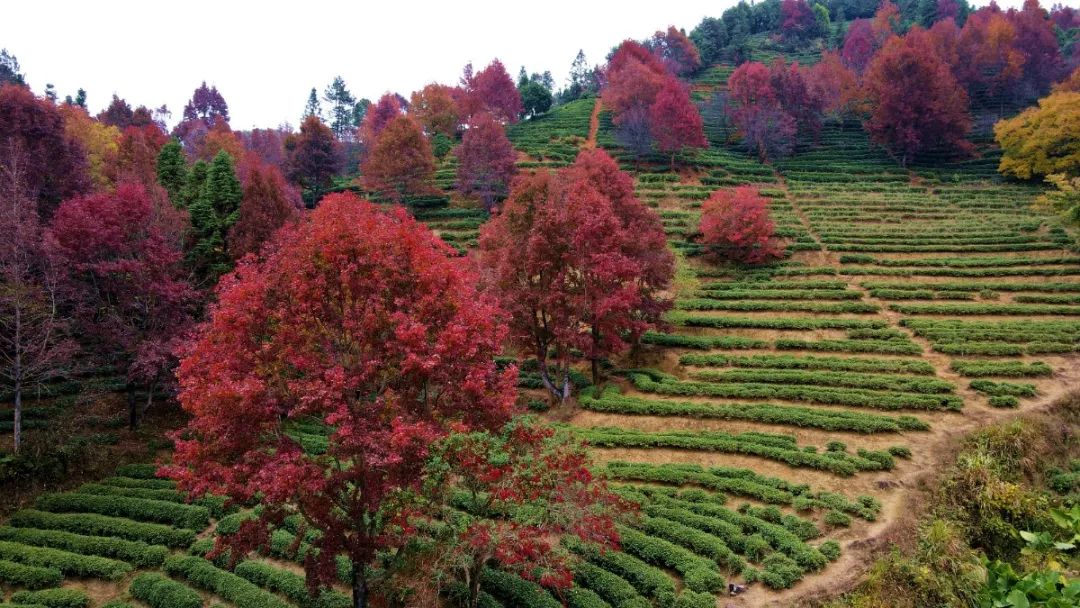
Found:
285,115 -> 339,200
48,183 -> 194,426
479,149 -> 673,397
863,26 -> 972,165
726,59 -> 823,161
602,40 -> 707,160
644,26 -> 702,77
357,93 -> 404,148
0,84 -> 89,216
457,59 -> 523,124
413,419 -> 628,607
361,115 -> 435,202
228,154 -> 300,259
163,192 -> 517,600
699,186 -> 786,265
780,0 -> 819,44
454,111 -> 517,210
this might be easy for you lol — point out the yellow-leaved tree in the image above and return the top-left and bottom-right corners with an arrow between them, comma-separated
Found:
994,91 -> 1080,180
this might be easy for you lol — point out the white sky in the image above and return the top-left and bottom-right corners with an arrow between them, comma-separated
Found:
2,0 -> 1035,130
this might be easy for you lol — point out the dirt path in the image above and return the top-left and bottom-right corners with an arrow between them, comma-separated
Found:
585,98 -> 601,149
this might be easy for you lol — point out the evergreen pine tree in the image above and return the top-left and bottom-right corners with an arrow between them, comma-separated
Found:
323,76 -> 357,141
303,87 -> 322,121
916,0 -> 938,27
202,151 -> 243,228
181,160 -> 209,209
186,152 -> 241,283
156,139 -> 188,205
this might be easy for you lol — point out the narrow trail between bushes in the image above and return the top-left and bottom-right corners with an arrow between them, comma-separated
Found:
585,98 -> 601,149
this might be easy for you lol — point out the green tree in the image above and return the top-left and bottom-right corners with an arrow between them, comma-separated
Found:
156,140 -> 188,206
180,160 -> 208,209
323,76 -> 357,141
0,49 -> 23,86
187,151 -> 241,283
302,87 -> 322,121
519,80 -> 553,118
916,0 -> 937,27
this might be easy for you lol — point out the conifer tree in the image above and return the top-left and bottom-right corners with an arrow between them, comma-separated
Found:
186,152 -> 241,283
302,87 -> 322,120
156,139 -> 188,205
180,160 -> 208,209
323,76 -> 357,141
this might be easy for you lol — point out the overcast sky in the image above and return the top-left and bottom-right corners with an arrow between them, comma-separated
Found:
3,0 -> 1031,130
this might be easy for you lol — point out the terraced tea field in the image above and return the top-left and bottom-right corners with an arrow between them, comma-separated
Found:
3,77 -> 1077,608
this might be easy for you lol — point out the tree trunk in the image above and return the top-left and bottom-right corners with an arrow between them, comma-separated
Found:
591,324 -> 601,385
127,384 -> 139,431
140,381 -> 156,423
13,379 -> 21,455
351,561 -> 368,608
467,564 -> 483,608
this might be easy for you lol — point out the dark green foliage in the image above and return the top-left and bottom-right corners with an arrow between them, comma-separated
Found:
233,561 -> 350,608
34,492 -> 210,530
0,558 -> 62,589
187,151 -> 242,283
129,572 -> 202,608
481,569 -> 561,608
7,510 -> 196,548
9,590 -> 89,608
0,526 -> 168,568
164,556 -> 292,608
0,539 -> 131,580
156,140 -> 188,205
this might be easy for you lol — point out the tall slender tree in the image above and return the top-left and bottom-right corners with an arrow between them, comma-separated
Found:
323,77 -> 357,141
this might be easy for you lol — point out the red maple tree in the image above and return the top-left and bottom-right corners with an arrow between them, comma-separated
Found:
228,154 -> 301,259
727,61 -> 798,161
649,77 -> 708,163
162,193 -> 516,607
781,0 -> 819,44
358,93 -> 403,148
863,26 -> 972,165
285,115 -> 339,203
459,60 -> 522,124
409,83 -> 460,138
645,26 -> 702,76
361,115 -> 436,203
414,419 -> 628,608
699,186 -> 786,265
454,111 -> 517,211
0,84 -> 89,217
48,182 -> 194,428
479,150 -> 672,395
841,19 -> 877,72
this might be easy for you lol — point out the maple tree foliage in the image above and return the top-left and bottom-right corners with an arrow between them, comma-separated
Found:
602,41 -> 671,158
162,193 -> 516,607
871,0 -> 902,42
358,93 -> 403,148
780,0 -> 819,44
0,142 -> 77,453
726,61 -> 798,161
115,124 -> 170,193
994,91 -> 1080,180
96,94 -> 135,129
454,111 -> 517,211
645,26 -> 702,77
956,8 -> 1026,101
239,127 -> 289,170
174,82 -> 230,152
769,58 -> 825,141
458,59 -> 523,124
47,182 -> 193,428
1005,0 -> 1066,101
699,186 -> 787,265
193,121 -> 245,163
411,419 -> 628,608
479,150 -> 672,396
285,115 -> 340,203
841,19 -> 877,72
862,26 -> 972,166
409,83 -> 460,138
648,77 -> 707,161
227,154 -> 301,259
361,115 -> 436,203
59,104 -> 120,191
0,84 -> 89,217
809,51 -> 863,121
